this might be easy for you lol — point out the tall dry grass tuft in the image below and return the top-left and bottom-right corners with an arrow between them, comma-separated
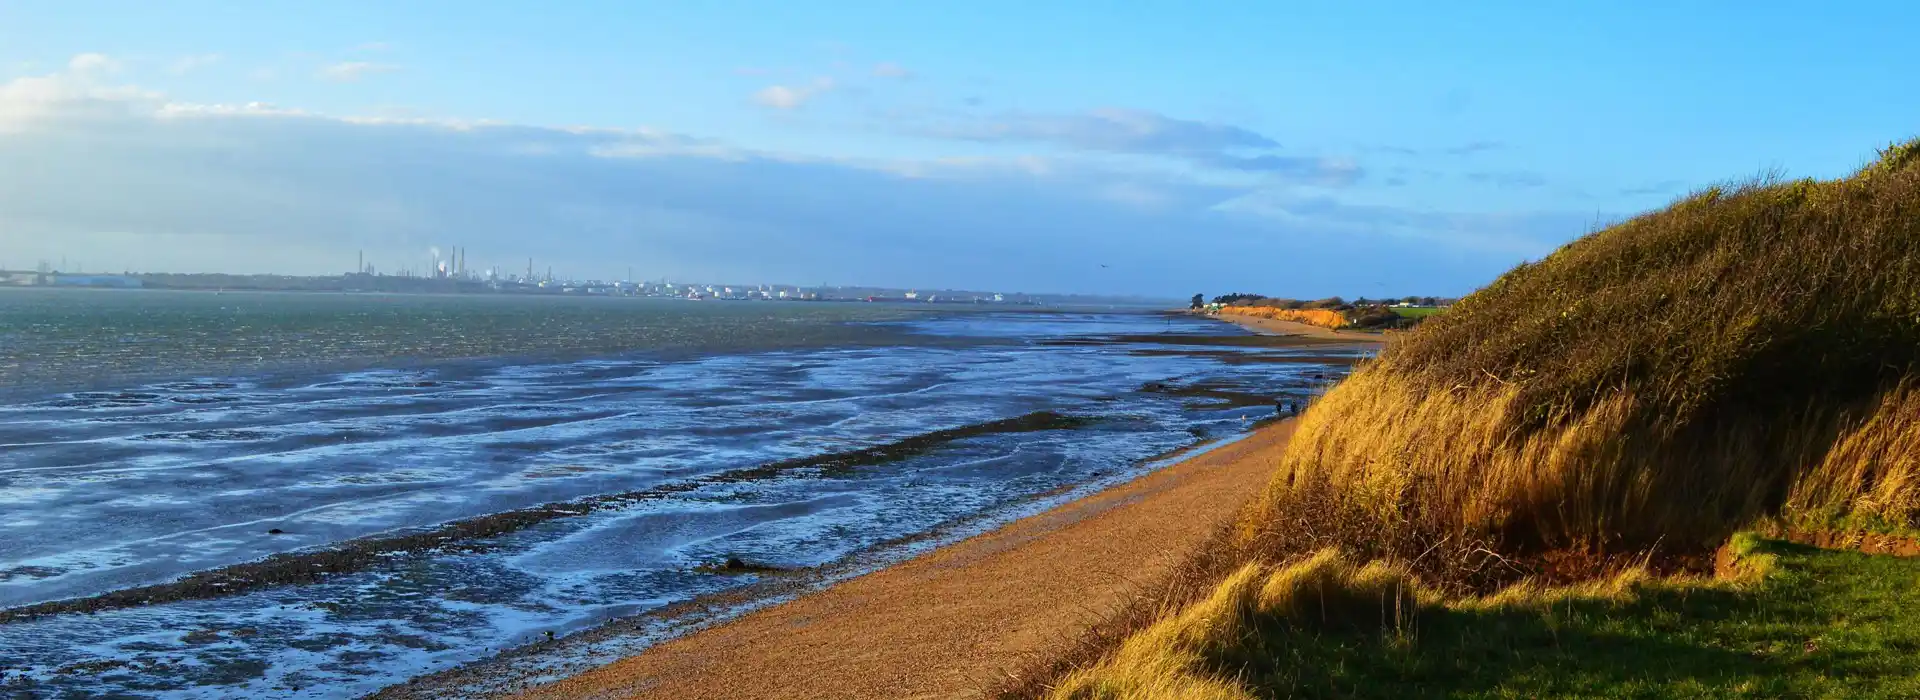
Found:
1218,305 -> 1348,330
1787,384 -> 1920,531
1042,538 -> 1782,698
1045,550 -> 1424,700
1235,139 -> 1920,587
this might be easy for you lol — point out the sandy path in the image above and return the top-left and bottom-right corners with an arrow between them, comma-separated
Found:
1214,312 -> 1394,343
513,422 -> 1297,700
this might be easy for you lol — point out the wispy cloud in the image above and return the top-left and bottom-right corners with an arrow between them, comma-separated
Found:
0,54 -> 1583,296
1213,190 -> 1591,258
1618,179 -> 1687,197
0,56 -> 158,132
752,77 -> 836,110
68,53 -> 120,74
316,61 -> 399,83
167,54 -> 223,76
907,107 -> 1358,183
1465,170 -> 1547,189
927,108 -> 1275,154
1375,140 -> 1505,157
1443,140 -> 1504,156
1436,88 -> 1473,115
872,62 -> 913,79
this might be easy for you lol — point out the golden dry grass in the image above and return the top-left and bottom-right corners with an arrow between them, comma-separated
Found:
1045,550 -> 1425,700
1044,541 -> 1765,700
1236,370 -> 1920,587
1035,140 -> 1920,700
1232,140 -> 1920,587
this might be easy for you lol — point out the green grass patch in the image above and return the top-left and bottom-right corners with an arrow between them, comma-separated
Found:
1222,539 -> 1920,699
1388,306 -> 1445,318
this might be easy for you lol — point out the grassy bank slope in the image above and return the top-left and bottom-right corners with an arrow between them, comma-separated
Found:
1031,141 -> 1920,697
1048,535 -> 1920,699
1243,141 -> 1920,585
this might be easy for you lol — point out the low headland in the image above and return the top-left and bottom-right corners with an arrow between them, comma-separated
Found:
1204,294 -> 1453,333
1033,140 -> 1920,698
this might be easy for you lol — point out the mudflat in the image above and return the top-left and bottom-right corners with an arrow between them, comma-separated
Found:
512,422 -> 1299,700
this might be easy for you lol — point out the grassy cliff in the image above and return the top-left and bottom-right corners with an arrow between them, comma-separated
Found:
1218,305 -> 1349,330
1242,141 -> 1920,587
1035,140 -> 1920,697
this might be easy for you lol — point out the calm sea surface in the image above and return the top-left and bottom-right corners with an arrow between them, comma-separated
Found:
0,288 -> 1356,698
0,289 -> 950,395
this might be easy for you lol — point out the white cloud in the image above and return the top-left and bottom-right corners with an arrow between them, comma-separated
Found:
68,53 -> 120,74
926,107 -> 1275,154
0,58 -> 161,133
1211,190 -> 1583,257
167,54 -> 223,76
905,107 -> 1360,183
0,60 -> 1579,296
316,61 -> 399,83
155,101 -> 310,118
874,155 -> 1055,179
751,77 -> 836,110
752,86 -> 807,110
872,62 -> 913,79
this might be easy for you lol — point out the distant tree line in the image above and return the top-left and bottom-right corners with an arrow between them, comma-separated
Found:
1209,292 -> 1267,306
1214,293 -> 1453,308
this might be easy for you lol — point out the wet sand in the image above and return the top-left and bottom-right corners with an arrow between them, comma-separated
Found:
503,421 -> 1298,700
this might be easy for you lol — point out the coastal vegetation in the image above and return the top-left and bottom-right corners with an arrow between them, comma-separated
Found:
1388,306 -> 1444,319
1047,535 -> 1920,699
1211,295 -> 1452,331
1037,140 -> 1920,696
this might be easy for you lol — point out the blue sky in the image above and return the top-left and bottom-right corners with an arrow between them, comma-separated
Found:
2,2 -> 1917,297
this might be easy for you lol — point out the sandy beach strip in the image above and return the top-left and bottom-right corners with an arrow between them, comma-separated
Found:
501,421 -> 1299,700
